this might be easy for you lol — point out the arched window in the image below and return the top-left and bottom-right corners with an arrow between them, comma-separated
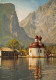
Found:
38,49 -> 39,53
40,50 -> 42,53
30,50 -> 31,53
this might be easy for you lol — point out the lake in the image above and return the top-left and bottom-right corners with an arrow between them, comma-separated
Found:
0,57 -> 56,80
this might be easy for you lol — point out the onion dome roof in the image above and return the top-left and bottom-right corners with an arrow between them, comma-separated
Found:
35,35 -> 38,39
39,36 -> 42,41
39,42 -> 45,48
29,35 -> 45,48
29,42 -> 39,48
29,43 -> 33,47
29,42 -> 45,48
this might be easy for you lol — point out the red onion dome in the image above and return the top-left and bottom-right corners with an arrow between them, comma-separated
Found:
39,42 -> 45,48
39,36 -> 42,41
35,35 -> 38,39
29,42 -> 39,48
29,43 -> 33,47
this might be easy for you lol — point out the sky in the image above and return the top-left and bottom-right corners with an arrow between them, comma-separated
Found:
0,0 -> 48,21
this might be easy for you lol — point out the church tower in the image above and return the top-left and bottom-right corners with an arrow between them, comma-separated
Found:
29,35 -> 45,57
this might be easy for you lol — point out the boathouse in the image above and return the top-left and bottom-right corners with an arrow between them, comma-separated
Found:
29,35 -> 45,57
0,47 -> 18,57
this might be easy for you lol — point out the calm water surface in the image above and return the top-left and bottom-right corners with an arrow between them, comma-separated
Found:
0,57 -> 56,80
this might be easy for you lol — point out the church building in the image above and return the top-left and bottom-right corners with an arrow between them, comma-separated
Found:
29,35 -> 45,57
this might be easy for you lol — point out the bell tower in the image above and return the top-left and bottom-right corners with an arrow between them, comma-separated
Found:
38,36 -> 42,43
35,35 -> 38,42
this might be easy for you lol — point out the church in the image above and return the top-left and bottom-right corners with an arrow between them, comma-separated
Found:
29,35 -> 45,57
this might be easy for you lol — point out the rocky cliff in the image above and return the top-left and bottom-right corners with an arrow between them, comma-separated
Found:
20,0 -> 56,44
0,3 -> 33,47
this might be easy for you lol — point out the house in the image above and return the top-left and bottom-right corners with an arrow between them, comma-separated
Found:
0,47 -> 18,57
29,35 -> 45,57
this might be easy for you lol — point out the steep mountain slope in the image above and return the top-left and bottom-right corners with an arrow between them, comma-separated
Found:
0,3 -> 33,47
20,0 -> 56,44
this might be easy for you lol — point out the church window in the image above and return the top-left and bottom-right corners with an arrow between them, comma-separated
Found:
38,49 -> 39,53
40,50 -> 42,53
30,50 -> 31,53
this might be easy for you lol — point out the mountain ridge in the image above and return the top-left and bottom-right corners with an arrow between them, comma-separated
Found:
0,3 -> 33,47
20,0 -> 56,44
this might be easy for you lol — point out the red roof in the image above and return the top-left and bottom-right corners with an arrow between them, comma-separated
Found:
35,35 -> 38,39
29,35 -> 45,48
39,36 -> 42,41
29,42 -> 39,48
39,42 -> 44,48
29,42 -> 44,48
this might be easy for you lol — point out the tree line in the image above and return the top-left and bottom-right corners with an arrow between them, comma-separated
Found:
7,38 -> 56,56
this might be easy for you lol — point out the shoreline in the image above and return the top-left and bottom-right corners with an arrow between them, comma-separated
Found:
0,56 -> 56,58
18,56 -> 56,58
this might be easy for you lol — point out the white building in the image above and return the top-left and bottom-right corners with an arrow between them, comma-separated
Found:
0,50 -> 1,57
29,35 -> 45,57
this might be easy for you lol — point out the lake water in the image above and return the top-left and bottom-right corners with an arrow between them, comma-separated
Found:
0,57 -> 56,80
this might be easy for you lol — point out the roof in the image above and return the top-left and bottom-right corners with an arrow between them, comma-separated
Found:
39,42 -> 45,48
29,35 -> 45,48
39,36 -> 42,41
0,47 -> 13,51
29,42 -> 44,48
29,42 -> 40,48
35,35 -> 38,39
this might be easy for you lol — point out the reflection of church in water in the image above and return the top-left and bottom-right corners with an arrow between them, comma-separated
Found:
28,58 -> 54,79
29,35 -> 45,57
29,58 -> 43,79
29,58 -> 44,70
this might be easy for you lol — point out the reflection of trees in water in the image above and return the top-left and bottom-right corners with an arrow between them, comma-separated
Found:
1,57 -> 18,69
46,58 -> 54,65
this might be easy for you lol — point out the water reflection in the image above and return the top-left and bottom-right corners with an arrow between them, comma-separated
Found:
34,62 -> 41,79
0,58 -> 1,67
29,58 -> 56,80
46,58 -> 54,65
29,58 -> 45,79
29,58 -> 44,70
1,57 -> 18,69
0,57 -> 56,80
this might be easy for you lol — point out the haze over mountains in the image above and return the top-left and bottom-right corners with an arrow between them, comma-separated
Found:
20,0 -> 56,44
0,3 -> 33,47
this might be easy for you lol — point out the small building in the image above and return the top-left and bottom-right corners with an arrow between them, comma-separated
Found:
0,47 -> 18,57
0,50 -> 1,57
29,35 -> 45,57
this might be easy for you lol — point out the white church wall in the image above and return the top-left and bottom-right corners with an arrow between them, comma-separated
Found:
0,51 -> 1,57
35,39 -> 37,42
29,48 -> 45,57
32,48 -> 39,56
40,48 -> 45,56
29,48 -> 32,56
29,48 -> 39,56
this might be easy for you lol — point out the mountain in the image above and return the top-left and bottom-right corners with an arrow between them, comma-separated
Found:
0,3 -> 33,47
20,0 -> 56,44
